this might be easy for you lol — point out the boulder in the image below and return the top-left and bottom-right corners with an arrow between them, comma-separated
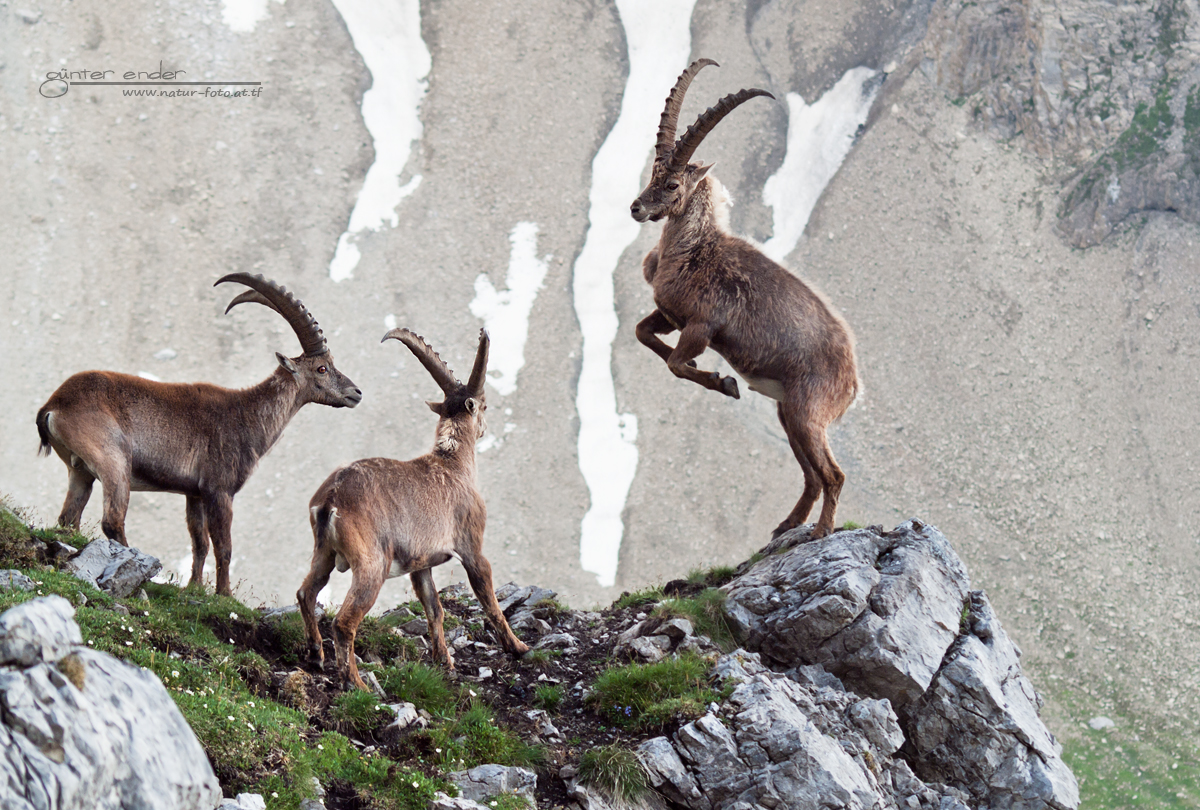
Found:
449,764 -> 537,805
0,597 -> 222,810
64,537 -> 162,598
725,521 -> 968,713
0,570 -> 36,594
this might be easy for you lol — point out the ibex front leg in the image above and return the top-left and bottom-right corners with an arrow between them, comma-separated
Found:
637,316 -> 740,399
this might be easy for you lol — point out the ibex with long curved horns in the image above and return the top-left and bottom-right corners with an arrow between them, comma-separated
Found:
630,59 -> 860,540
36,274 -> 362,596
297,327 -> 528,690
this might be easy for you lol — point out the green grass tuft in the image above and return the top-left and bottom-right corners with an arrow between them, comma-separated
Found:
612,586 -> 664,611
331,689 -> 394,734
652,589 -> 737,651
578,744 -> 649,802
533,684 -> 563,713
589,653 -> 728,730
424,701 -> 544,771
377,662 -> 458,717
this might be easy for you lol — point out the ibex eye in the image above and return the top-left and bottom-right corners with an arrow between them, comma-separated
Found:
317,366 -> 327,374
667,181 -> 680,190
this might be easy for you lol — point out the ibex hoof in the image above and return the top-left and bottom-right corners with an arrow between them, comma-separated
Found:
720,376 -> 740,399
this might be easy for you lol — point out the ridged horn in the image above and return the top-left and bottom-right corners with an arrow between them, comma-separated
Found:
655,58 -> 718,163
466,329 -> 490,398
668,87 -> 775,172
224,290 -> 282,317
382,328 -> 458,395
216,273 -> 328,356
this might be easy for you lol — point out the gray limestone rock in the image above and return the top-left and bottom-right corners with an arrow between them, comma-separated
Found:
64,538 -> 162,598
0,595 -> 81,667
911,591 -> 1080,810
725,521 -> 968,713
0,570 -> 36,593
431,793 -> 491,810
0,597 -> 221,810
449,764 -> 537,805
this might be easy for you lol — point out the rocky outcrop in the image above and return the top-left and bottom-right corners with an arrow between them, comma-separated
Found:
707,521 -> 1079,810
0,596 -> 222,810
636,651 -> 973,810
919,0 -> 1200,246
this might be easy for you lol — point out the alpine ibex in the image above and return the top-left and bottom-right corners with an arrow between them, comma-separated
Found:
630,59 -> 860,540
297,327 -> 528,691
36,273 -> 362,596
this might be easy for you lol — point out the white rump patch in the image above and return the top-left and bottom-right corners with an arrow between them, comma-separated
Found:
572,0 -> 696,587
762,67 -> 879,263
470,221 -> 550,396
328,0 -> 431,281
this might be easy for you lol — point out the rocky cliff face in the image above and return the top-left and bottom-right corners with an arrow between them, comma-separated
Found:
920,0 -> 1200,245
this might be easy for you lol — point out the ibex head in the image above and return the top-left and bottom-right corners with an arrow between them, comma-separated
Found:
630,59 -> 774,223
383,328 -> 490,440
217,273 -> 362,408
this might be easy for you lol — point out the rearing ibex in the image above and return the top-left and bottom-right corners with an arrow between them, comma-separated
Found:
36,274 -> 362,595
297,327 -> 528,691
630,59 -> 860,540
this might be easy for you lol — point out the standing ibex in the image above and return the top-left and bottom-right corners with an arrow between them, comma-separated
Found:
297,327 -> 528,691
36,274 -> 362,596
630,59 -> 860,540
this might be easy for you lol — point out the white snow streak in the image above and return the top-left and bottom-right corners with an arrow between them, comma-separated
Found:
221,0 -> 283,33
573,0 -> 697,587
328,0 -> 430,282
761,67 -> 879,263
470,222 -> 550,397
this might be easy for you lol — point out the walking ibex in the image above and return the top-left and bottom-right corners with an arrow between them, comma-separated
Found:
297,327 -> 528,690
630,59 -> 860,539
36,273 -> 361,595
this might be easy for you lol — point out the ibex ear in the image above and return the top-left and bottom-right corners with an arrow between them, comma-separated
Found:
465,397 -> 481,415
276,352 -> 299,375
426,401 -> 444,415
693,162 -> 714,180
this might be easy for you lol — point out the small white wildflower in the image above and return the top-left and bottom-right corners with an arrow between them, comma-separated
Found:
229,612 -> 238,620
185,690 -> 194,696
125,641 -> 133,647
144,611 -> 149,616
247,723 -> 255,731
271,793 -> 278,798
248,701 -> 255,707
172,671 -> 180,678
412,782 -> 420,788
468,689 -> 477,697
435,748 -> 442,753
37,590 -> 43,595
203,703 -> 208,708
227,716 -> 234,721
87,640 -> 93,646
318,744 -> 324,750
229,638 -> 234,644
490,803 -> 497,808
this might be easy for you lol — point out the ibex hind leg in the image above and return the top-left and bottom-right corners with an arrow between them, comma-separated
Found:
772,402 -> 823,540
58,466 -> 95,531
297,547 -> 337,667
462,552 -> 529,657
791,412 -> 845,540
334,564 -> 385,691
185,496 -> 209,589
411,568 -> 453,668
